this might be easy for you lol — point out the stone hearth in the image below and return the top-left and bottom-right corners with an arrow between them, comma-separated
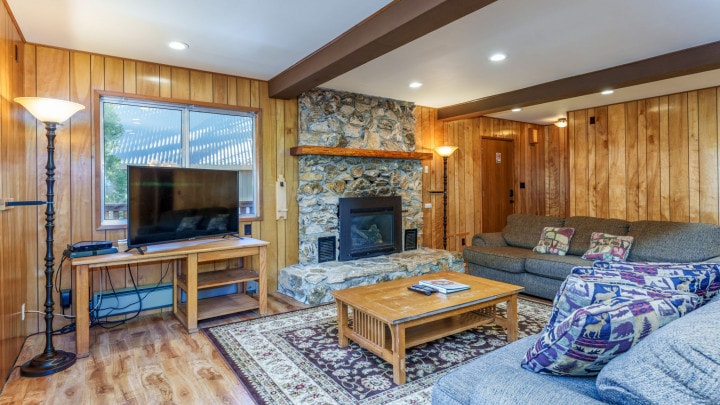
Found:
278,248 -> 465,305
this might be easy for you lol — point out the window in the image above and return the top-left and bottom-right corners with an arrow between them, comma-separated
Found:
98,94 -> 260,228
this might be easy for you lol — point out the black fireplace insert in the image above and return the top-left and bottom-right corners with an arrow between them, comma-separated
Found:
337,196 -> 402,261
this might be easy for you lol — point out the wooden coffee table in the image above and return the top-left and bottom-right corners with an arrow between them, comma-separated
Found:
331,271 -> 524,384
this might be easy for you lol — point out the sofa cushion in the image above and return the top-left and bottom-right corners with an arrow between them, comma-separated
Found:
574,265 -> 720,303
432,335 -> 604,405
596,295 -> 720,404
581,232 -> 634,262
521,294 -> 700,376
503,214 -> 564,249
544,274 -> 699,333
532,226 -> 575,256
565,216 -> 629,256
463,246 -> 534,274
525,255 -> 589,281
627,220 -> 720,262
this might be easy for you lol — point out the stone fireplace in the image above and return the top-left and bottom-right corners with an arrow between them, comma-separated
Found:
277,89 -> 465,305
296,88 -> 422,264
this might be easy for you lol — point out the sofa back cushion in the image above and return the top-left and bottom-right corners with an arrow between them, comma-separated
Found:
596,295 -> 720,404
564,216 -> 629,256
503,214 -> 564,249
627,220 -> 720,262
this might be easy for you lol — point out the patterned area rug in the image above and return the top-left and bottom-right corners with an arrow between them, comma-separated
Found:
202,298 -> 550,405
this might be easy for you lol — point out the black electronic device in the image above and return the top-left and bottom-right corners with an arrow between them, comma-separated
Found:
408,284 -> 435,296
68,247 -> 118,258
68,240 -> 113,252
127,166 -> 241,250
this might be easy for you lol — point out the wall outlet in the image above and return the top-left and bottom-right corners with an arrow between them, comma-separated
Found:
424,203 -> 432,209
21,303 -> 25,321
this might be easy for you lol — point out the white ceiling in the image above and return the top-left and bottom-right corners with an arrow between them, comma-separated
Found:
7,0 -> 720,125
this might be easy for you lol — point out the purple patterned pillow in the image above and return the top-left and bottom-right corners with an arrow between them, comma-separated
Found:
533,227 -> 575,256
574,265 -> 720,303
521,294 -> 701,376
582,232 -> 634,262
544,274 -> 693,332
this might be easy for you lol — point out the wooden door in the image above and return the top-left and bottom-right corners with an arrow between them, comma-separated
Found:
481,138 -> 515,232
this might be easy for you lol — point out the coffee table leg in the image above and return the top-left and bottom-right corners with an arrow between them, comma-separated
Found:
391,324 -> 407,384
506,294 -> 519,342
336,300 -> 349,347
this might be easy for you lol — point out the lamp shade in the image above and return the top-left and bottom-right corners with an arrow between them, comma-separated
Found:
554,118 -> 568,128
434,145 -> 458,157
15,97 -> 85,124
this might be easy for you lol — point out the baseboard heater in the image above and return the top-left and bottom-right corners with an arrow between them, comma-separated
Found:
92,281 -> 257,318
92,283 -> 173,318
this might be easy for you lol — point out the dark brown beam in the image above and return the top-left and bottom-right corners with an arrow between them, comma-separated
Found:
269,0 -> 497,99
438,40 -> 720,121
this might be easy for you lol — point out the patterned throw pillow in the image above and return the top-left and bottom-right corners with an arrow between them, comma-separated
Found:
543,274 -> 693,333
521,294 -> 700,376
581,232 -> 634,262
532,227 -> 575,256
573,265 -> 720,303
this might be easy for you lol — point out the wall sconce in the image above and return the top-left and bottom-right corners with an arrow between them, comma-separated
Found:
15,96 -> 85,377
554,118 -> 567,128
434,145 -> 458,250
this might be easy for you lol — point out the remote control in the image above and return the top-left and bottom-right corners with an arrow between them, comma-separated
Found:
408,284 -> 434,295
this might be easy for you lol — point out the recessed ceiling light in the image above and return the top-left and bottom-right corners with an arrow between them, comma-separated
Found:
511,108 -> 522,112
409,81 -> 423,88
489,53 -> 507,62
601,89 -> 614,95
168,41 -> 189,50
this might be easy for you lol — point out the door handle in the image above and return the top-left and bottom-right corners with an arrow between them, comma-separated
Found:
509,189 -> 514,197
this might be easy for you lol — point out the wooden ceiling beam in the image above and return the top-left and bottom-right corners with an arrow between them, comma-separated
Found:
268,0 -> 497,99
438,40 -> 720,121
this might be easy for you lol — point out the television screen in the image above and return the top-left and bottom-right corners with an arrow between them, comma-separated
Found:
127,166 -> 240,249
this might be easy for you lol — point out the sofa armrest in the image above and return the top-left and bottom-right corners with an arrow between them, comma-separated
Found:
472,232 -> 507,247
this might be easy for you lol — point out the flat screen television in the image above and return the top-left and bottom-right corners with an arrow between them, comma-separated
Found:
127,166 -> 240,249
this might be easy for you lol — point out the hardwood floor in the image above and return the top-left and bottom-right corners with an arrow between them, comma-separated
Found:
0,292 -> 309,405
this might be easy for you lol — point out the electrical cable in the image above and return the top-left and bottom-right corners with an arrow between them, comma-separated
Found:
91,260 -> 172,329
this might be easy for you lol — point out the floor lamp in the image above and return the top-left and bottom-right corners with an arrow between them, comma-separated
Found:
15,97 -> 85,377
434,145 -> 458,250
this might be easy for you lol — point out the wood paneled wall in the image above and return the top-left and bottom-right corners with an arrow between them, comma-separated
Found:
416,107 -> 569,251
568,87 -> 720,224
0,0 -> 27,380
17,44 -> 298,337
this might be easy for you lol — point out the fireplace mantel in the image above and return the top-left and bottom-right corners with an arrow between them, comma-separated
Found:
290,146 -> 433,160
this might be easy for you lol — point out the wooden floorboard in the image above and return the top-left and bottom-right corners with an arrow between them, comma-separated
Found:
0,292 -> 309,405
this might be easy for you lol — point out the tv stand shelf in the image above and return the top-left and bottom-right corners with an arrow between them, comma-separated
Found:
176,268 -> 259,290
70,237 -> 269,357
175,268 -> 261,322
177,294 -> 259,321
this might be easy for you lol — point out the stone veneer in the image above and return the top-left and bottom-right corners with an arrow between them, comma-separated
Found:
297,88 -> 423,264
279,248 -> 465,305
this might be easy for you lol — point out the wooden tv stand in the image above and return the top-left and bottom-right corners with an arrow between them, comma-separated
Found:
70,237 -> 268,358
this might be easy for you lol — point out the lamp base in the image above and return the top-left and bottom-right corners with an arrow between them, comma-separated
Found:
20,350 -> 76,377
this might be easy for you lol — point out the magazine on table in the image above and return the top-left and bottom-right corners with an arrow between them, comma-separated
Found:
419,278 -> 470,294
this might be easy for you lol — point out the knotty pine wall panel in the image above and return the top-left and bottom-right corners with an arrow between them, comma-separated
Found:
0,1 -> 27,379
17,44 -> 298,334
568,87 -> 720,224
415,110 -> 568,252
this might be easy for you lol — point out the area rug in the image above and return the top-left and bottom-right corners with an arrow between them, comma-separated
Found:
202,298 -> 551,405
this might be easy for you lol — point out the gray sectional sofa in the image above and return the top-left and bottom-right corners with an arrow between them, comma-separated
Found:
432,291 -> 720,404
463,214 -> 720,299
